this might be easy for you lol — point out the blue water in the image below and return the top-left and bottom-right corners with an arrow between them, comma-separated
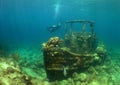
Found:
0,0 -> 120,50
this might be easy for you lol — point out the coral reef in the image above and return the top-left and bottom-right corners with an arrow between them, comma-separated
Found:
0,45 -> 120,85
0,57 -> 30,85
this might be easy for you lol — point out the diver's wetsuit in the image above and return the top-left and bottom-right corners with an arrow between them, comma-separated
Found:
47,23 -> 61,33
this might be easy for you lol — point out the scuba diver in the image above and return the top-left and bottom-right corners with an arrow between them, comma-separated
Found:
47,22 -> 61,33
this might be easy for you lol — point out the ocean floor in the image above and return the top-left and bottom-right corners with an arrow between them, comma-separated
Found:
0,46 -> 120,85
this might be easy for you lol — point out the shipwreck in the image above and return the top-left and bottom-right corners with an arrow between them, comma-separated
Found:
42,20 -> 107,81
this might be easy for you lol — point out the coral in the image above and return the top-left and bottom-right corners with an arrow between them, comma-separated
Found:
10,52 -> 20,61
67,78 -> 74,85
79,73 -> 88,82
75,81 -> 81,85
72,72 -> 88,82
60,80 -> 68,85
0,41 -> 119,85
0,57 -> 36,85
89,81 -> 100,85
42,37 -> 63,51
95,45 -> 107,54
43,81 -> 50,85
48,37 -> 63,46
72,72 -> 79,81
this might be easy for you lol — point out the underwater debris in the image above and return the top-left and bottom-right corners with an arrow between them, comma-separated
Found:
42,20 -> 107,81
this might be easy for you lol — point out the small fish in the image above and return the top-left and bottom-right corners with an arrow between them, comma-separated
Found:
63,66 -> 67,77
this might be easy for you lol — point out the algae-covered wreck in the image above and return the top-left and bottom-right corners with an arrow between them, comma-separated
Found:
42,20 -> 107,81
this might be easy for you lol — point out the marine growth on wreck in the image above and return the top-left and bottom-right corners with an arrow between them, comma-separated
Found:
42,20 -> 107,81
